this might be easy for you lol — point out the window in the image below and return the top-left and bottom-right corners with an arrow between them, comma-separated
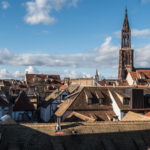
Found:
62,95 -> 67,100
123,98 -> 130,105
88,99 -> 92,105
99,99 -> 103,105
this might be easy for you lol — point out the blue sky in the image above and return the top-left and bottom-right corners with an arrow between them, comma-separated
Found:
0,0 -> 150,79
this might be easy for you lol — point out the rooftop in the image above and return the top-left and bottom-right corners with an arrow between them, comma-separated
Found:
1,122 -> 150,149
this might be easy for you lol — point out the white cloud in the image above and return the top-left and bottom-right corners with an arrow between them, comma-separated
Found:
13,71 -> 24,79
0,67 -> 93,80
62,70 -> 92,78
0,69 -> 11,78
68,0 -> 79,7
25,66 -> 39,74
1,35 -> 150,79
135,44 -> 150,68
24,0 -> 79,25
0,37 -> 119,69
95,36 -> 119,68
132,29 -> 150,37
1,1 -> 9,9
0,69 -> 24,79
141,0 -> 150,3
114,29 -> 150,38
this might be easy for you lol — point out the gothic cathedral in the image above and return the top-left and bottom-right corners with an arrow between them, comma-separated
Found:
118,9 -> 134,80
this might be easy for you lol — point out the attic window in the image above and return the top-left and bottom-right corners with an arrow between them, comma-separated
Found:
123,98 -> 130,105
88,99 -> 92,105
62,95 -> 67,100
99,99 -> 103,105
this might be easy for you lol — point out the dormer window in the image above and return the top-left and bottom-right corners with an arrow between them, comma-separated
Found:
99,99 -> 103,105
88,99 -> 92,105
123,98 -> 130,105
62,95 -> 67,100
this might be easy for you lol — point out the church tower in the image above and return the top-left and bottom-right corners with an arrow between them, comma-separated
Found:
95,69 -> 99,83
118,9 -> 134,80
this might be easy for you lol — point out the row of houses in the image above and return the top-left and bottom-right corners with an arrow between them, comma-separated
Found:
40,86 -> 150,123
54,87 -> 150,122
0,73 -> 63,122
1,70 -> 150,124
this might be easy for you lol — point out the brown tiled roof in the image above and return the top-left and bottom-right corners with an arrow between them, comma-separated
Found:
95,90 -> 104,99
130,70 -> 150,80
25,74 -> 61,84
137,70 -> 150,79
122,111 -> 150,121
66,110 -> 115,122
69,87 -> 112,111
3,121 -> 150,150
67,84 -> 80,93
55,87 -> 113,117
145,112 -> 150,117
110,90 -> 131,110
45,84 -> 80,102
137,85 -> 147,88
59,85 -> 68,90
130,71 -> 138,80
98,80 -> 106,86
30,98 -> 37,103
115,90 -> 130,98
45,89 -> 64,102
13,91 -> 35,111
11,84 -> 27,91
55,92 -> 81,117
66,111 -> 96,122
25,74 -> 62,94
109,87 -> 150,111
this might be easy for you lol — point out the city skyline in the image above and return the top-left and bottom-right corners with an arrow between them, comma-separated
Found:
0,0 -> 150,79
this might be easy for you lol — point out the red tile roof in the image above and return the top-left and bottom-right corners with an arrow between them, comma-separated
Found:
145,112 -> 150,117
59,85 -> 68,90
130,70 -> 150,80
25,74 -> 61,85
98,80 -> 106,86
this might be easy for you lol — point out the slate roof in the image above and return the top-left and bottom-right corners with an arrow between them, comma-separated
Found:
0,115 -> 16,125
0,91 -> 9,106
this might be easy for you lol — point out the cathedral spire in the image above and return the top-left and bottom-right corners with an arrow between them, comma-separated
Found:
123,8 -> 130,30
118,8 -> 134,80
95,69 -> 99,83
121,8 -> 131,48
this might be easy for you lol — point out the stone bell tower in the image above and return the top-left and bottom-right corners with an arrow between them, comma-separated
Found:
118,8 -> 134,80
